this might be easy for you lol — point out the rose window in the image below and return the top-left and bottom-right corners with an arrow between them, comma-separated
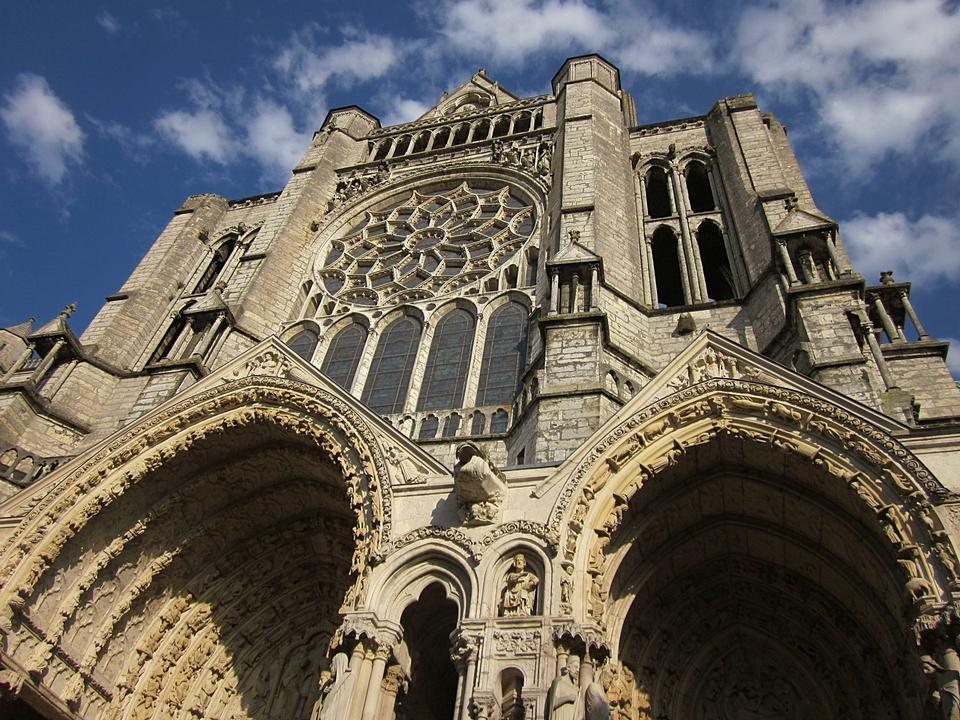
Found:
316,182 -> 537,306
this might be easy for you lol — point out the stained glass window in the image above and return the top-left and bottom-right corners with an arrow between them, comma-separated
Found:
476,302 -> 528,406
361,316 -> 421,414
417,309 -> 475,411
288,329 -> 319,362
316,183 -> 537,307
319,323 -> 367,389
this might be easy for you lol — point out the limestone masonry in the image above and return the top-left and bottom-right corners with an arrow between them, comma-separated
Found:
1,55 -> 960,720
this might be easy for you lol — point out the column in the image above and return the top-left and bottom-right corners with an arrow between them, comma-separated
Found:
346,643 -> 369,720
825,231 -> 849,275
871,295 -> 901,343
776,239 -> 799,285
551,270 -> 560,314
590,266 -> 599,310
29,339 -> 65,386
671,167 -> 702,303
863,322 -> 898,389
571,273 -> 581,313
797,250 -> 820,284
1,345 -> 35,383
900,290 -> 930,339
645,239 -> 658,307
378,665 -> 406,720
360,645 -> 390,720
452,637 -> 480,720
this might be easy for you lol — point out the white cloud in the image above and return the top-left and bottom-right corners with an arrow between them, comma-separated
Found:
243,101 -> 310,177
842,211 -> 960,286
381,97 -> 432,127
438,0 -> 615,62
944,338 -> 960,377
732,0 -> 960,170
97,11 -> 121,34
434,0 -> 712,75
275,32 -> 401,94
0,230 -> 21,246
154,109 -> 233,164
1,74 -> 85,185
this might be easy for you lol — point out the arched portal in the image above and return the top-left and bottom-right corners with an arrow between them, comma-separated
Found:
0,374 -> 390,720
395,583 -> 459,720
554,377 -> 957,720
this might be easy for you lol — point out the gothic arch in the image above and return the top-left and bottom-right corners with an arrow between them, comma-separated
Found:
0,373 -> 395,719
549,378 -> 956,720
367,542 -> 476,622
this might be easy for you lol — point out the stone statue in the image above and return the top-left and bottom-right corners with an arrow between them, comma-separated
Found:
547,655 -> 582,720
500,553 -> 540,616
923,653 -> 960,720
584,672 -> 611,720
311,652 -> 351,720
454,442 -> 507,526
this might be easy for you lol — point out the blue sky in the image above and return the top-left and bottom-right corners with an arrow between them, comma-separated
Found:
1,0 -> 958,374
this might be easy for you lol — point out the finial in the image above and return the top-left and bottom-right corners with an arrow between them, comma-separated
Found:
784,195 -> 799,211
59,303 -> 77,320
880,270 -> 895,285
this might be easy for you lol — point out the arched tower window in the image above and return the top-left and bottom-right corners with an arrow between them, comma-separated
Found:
320,322 -> 368,390
477,302 -> 528,406
652,226 -> 685,308
287,329 -> 319,362
645,167 -> 672,219
685,160 -> 716,213
194,235 -> 237,293
361,316 -> 421,414
418,309 -> 475,411
696,221 -> 735,301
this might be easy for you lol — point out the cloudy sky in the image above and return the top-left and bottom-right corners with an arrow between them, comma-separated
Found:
1,1 -> 958,374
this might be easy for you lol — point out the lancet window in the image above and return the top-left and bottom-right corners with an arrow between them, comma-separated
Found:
417,309 -> 475,411
287,329 -> 319,363
361,316 -> 422,414
651,227 -> 685,308
193,235 -> 237,293
319,322 -> 367,389
476,302 -> 528,406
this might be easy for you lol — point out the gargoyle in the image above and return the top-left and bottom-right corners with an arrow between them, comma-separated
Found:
453,442 -> 507,526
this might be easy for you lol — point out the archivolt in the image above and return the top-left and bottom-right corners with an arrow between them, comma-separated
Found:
0,375 -> 394,717
553,378 -> 957,608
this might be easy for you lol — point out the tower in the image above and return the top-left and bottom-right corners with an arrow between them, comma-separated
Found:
1,55 -> 959,720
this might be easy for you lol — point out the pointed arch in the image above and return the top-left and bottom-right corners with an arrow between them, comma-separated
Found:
548,379 -> 954,720
0,373 -> 396,718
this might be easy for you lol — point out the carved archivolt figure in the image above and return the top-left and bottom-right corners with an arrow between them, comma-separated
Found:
500,553 -> 540,616
454,442 -> 507,526
547,655 -> 582,720
311,651 -> 351,720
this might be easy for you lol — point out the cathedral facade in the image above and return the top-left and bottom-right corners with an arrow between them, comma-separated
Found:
1,54 -> 960,719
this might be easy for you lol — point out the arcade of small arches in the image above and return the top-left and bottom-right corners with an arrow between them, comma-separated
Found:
636,156 -> 747,309
366,107 -> 545,163
283,293 -> 532,439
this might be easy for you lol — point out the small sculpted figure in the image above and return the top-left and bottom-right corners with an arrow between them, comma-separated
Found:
454,442 -> 507,526
500,553 -> 540,616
